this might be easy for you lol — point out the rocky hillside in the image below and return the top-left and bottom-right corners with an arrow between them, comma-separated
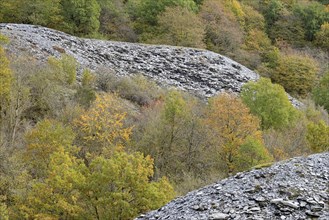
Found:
0,23 -> 259,98
137,153 -> 329,220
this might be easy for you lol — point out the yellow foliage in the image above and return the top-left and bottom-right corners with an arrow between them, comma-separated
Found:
243,29 -> 272,52
307,120 -> 329,153
74,93 -> 132,158
224,0 -> 245,25
272,53 -> 318,97
0,40 -> 12,105
24,119 -> 76,178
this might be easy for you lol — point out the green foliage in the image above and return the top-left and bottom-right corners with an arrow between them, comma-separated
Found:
48,54 -> 77,85
81,69 -> 94,87
241,78 -> 299,130
313,71 -> 329,112
242,4 -> 266,32
235,137 -> 273,172
61,0 -> 101,35
0,202 -> 9,220
136,0 -> 197,27
263,0 -> 284,29
76,69 -> 96,108
83,152 -> 175,219
293,1 -> 329,41
269,10 -> 306,46
24,57 -> 76,120
133,90 -> 208,188
0,0 -> 63,28
306,120 -> 329,153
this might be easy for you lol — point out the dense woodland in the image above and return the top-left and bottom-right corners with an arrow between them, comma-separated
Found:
0,0 -> 329,219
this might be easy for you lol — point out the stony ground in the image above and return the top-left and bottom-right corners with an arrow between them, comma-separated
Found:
0,23 -> 258,98
1,23 -> 303,106
137,153 -> 329,220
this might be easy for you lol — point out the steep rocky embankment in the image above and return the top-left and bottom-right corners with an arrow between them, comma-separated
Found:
0,23 -> 258,98
138,153 -> 329,220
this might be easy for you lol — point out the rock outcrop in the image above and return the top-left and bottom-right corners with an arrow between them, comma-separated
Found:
0,23 -> 258,98
137,153 -> 329,220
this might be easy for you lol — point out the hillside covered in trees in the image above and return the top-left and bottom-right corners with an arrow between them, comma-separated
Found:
0,0 -> 329,219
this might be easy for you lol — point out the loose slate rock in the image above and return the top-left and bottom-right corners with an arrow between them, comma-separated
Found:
0,23 -> 301,107
136,153 -> 329,220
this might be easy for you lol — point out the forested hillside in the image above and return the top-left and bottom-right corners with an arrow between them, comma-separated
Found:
0,0 -> 329,219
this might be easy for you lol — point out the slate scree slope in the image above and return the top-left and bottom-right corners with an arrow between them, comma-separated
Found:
137,153 -> 329,220
1,24 -> 327,219
0,23 -> 257,98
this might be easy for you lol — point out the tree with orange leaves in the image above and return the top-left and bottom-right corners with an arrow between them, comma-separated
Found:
204,93 -> 270,175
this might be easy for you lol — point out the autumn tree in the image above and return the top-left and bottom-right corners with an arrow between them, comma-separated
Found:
96,0 -> 137,41
133,90 -> 209,191
24,119 -> 76,178
241,78 -> 299,130
268,53 -> 319,97
200,0 -> 244,58
204,93 -> 265,175
81,152 -> 175,219
19,147 -> 85,219
73,93 -> 132,160
0,35 -> 12,109
306,120 -> 329,153
148,6 -> 205,48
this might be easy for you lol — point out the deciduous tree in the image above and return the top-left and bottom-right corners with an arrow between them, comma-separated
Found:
313,71 -> 329,112
306,120 -> 329,153
73,93 -> 132,159
24,119 -> 76,178
204,93 -> 263,175
241,78 -> 299,130
151,6 -> 205,48
82,152 -> 175,219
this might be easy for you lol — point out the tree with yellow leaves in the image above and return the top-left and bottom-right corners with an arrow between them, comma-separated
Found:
204,93 -> 269,175
73,93 -> 132,160
81,151 -> 175,220
24,119 -> 76,178
18,147 -> 85,219
0,34 -> 12,109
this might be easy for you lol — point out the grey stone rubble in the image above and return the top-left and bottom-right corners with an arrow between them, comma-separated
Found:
137,153 -> 329,220
0,23 -> 300,107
